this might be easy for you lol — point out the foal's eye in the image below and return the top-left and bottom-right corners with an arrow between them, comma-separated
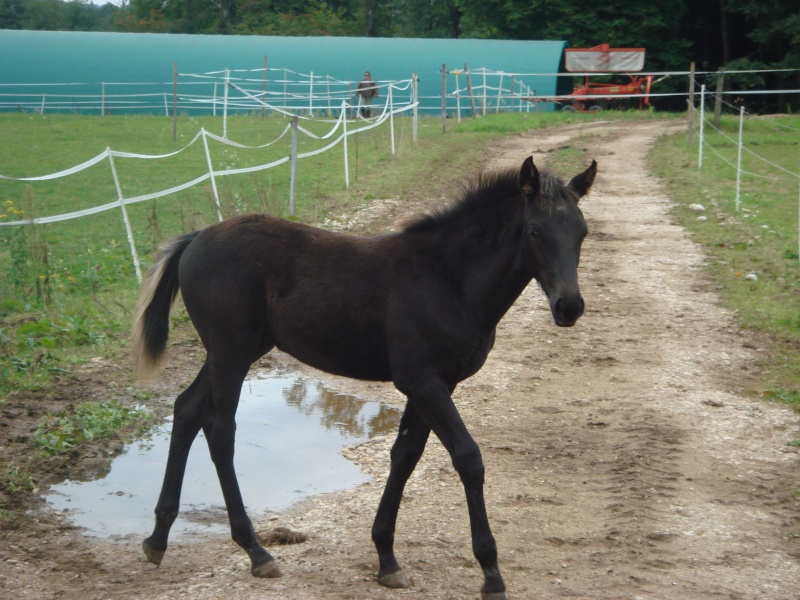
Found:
529,228 -> 541,241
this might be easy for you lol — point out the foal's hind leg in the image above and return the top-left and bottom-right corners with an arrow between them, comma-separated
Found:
143,363 -> 211,566
203,355 -> 280,578
372,404 -> 431,588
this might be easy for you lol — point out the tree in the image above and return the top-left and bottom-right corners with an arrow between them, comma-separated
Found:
233,0 -> 357,35
382,0 -> 462,38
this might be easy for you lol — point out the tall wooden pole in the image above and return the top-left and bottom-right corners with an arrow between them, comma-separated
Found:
441,64 -> 447,134
713,69 -> 725,128
688,61 -> 695,144
465,63 -> 477,118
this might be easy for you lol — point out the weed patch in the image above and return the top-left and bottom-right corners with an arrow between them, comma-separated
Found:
34,400 -> 155,456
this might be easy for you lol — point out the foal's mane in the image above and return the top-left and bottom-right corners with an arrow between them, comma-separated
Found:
403,167 -> 572,233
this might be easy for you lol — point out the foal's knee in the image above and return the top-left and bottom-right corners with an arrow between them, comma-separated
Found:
451,442 -> 485,487
205,423 -> 236,464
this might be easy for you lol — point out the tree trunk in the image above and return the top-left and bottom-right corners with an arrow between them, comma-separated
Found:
364,0 -> 377,36
719,0 -> 730,65
448,2 -> 462,38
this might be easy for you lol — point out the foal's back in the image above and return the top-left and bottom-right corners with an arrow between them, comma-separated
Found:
177,214 -> 418,381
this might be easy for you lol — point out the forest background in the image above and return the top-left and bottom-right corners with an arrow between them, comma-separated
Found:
1,0 -> 798,96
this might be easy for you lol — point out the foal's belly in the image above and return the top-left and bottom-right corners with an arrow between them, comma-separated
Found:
274,331 -> 393,382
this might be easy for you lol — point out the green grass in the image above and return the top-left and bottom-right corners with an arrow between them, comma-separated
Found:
33,400 -> 155,456
650,114 -> 800,411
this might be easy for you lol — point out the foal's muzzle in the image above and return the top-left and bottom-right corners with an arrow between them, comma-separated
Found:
552,295 -> 584,327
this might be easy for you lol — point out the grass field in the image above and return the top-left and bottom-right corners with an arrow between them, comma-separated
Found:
650,113 -> 800,408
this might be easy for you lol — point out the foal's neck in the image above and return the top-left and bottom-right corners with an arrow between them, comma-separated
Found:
448,199 -> 532,326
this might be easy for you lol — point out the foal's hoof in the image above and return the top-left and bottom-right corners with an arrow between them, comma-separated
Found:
252,559 -> 282,578
481,591 -> 508,600
142,539 -> 165,566
378,570 -> 409,589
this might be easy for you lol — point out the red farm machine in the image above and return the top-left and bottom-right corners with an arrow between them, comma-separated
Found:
545,44 -> 655,112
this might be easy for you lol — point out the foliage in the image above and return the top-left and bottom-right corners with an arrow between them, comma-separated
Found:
1,464 -> 35,494
232,0 -> 357,36
727,0 -> 800,69
2,0 -> 797,94
34,400 -> 155,455
0,0 -> 122,31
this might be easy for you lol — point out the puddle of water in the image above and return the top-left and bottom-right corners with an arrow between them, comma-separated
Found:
45,374 -> 399,540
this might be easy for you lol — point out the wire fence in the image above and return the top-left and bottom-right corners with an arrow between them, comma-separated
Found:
689,85 -> 800,258
2,64 -> 798,290
1,64 -> 797,117
0,87 -> 416,282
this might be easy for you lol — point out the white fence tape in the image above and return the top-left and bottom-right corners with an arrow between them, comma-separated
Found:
0,87 -> 417,279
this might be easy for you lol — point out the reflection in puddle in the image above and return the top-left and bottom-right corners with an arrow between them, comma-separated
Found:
45,374 -> 399,540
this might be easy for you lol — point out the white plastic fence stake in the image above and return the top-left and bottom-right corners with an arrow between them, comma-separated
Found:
482,69 -> 487,116
389,86 -> 396,156
101,82 -> 105,117
309,71 -> 314,116
213,82 -> 218,117
163,93 -> 168,117
454,71 -> 462,124
283,70 -> 288,117
698,84 -> 706,169
223,69 -> 230,139
735,105 -> 745,211
289,116 -> 298,216
327,77 -> 331,117
201,129 -> 224,222
107,148 -> 142,284
342,101 -> 350,188
40,95 -> 46,114
496,73 -> 503,113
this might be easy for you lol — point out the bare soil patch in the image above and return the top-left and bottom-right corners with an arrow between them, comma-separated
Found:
2,120 -> 799,599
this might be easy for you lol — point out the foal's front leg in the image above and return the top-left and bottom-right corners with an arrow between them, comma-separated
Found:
398,378 -> 507,600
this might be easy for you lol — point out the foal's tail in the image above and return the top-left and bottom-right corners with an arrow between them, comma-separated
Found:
132,231 -> 201,379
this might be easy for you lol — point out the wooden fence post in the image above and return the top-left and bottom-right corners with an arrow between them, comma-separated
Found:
713,69 -> 725,128
412,72 -> 418,143
441,64 -> 447,134
688,61 -> 695,144
465,64 -> 477,118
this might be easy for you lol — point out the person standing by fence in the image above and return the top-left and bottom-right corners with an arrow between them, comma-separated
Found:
356,71 -> 378,118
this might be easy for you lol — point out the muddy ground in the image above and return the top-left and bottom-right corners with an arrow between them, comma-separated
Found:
2,120 -> 800,599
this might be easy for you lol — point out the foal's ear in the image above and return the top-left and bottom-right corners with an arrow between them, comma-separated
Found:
568,160 -> 598,201
518,156 -> 540,199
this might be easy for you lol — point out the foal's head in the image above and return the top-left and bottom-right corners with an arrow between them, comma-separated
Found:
518,156 -> 597,327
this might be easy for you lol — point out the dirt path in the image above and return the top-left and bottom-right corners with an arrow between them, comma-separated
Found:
3,120 -> 800,599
